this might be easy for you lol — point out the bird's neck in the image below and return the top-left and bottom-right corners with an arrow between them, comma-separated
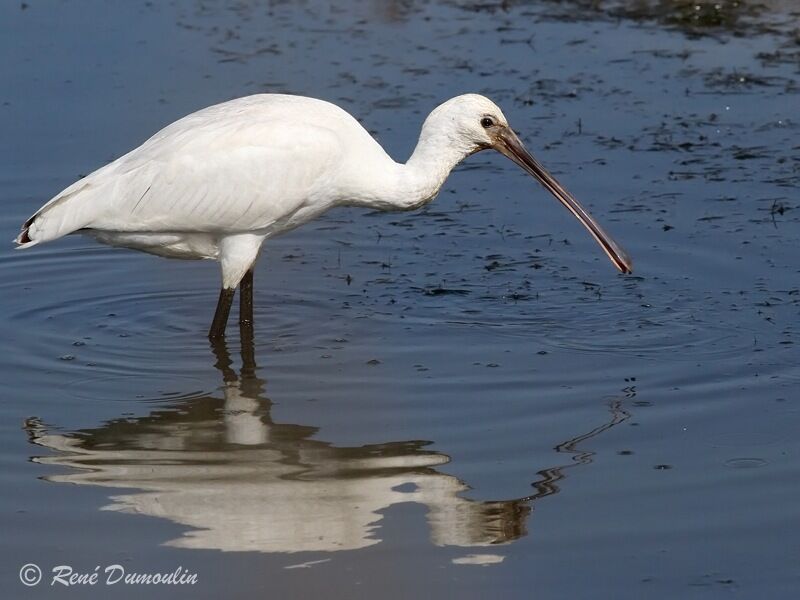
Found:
350,127 -> 475,212
405,130 -> 474,199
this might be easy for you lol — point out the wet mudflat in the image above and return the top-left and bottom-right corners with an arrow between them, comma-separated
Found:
1,1 -> 798,598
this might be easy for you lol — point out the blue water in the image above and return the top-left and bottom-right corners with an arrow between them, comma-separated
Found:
1,1 -> 798,598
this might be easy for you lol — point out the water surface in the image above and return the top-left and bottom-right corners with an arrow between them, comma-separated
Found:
1,1 -> 798,598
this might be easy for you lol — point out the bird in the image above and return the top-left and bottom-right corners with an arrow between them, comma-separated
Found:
15,93 -> 632,339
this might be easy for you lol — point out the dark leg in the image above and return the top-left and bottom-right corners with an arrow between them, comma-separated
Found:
240,317 -> 256,379
239,269 -> 256,376
239,268 -> 254,327
208,288 -> 235,340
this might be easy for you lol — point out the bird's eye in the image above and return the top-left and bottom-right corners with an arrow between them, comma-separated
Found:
480,117 -> 494,128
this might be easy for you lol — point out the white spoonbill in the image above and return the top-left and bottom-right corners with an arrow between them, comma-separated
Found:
15,94 -> 632,339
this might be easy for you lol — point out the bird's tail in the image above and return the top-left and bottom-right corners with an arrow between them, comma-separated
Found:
15,180 -> 97,249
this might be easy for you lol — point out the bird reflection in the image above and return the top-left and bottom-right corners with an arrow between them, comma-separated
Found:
26,328 -> 629,555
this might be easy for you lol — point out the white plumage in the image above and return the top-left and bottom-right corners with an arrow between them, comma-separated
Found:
16,93 -> 632,338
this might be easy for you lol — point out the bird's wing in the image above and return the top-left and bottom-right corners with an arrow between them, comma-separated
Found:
18,111 -> 349,245
97,118 -> 347,233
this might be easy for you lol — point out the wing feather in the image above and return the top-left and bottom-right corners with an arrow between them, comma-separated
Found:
100,124 -> 345,234
17,95 -> 361,246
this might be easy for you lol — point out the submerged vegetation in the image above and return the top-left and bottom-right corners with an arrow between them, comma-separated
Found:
461,0 -> 800,40
606,0 -> 798,34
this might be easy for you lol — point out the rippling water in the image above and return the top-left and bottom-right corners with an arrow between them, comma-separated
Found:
2,1 -> 798,598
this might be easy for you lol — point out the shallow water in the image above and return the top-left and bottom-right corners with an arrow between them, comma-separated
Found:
2,1 -> 799,598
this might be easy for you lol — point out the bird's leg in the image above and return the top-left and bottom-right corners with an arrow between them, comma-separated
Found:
215,233 -> 263,340
239,268 -> 254,327
239,269 -> 256,376
208,288 -> 235,340
240,316 -> 256,379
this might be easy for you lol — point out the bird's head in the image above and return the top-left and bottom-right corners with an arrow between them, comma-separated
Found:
424,94 -> 633,274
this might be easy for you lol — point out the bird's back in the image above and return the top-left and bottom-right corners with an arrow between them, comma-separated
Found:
16,94 -> 393,248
